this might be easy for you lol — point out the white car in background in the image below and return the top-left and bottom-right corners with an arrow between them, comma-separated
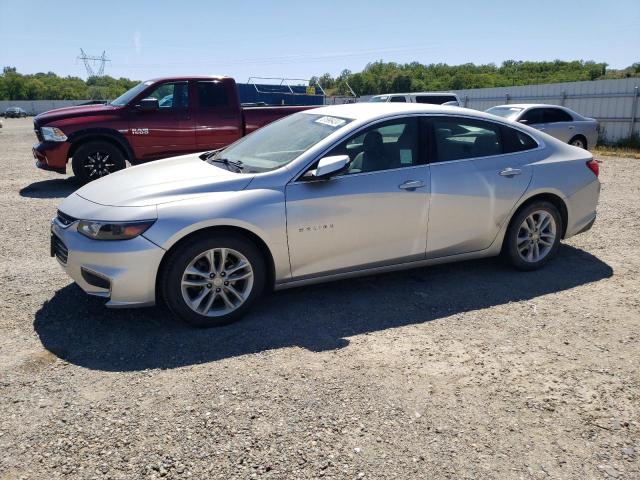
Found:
369,92 -> 460,106
486,104 -> 598,149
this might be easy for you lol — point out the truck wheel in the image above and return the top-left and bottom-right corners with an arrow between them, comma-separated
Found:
71,141 -> 126,184
162,233 -> 266,327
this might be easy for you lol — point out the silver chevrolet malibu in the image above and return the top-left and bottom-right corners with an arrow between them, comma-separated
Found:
52,103 -> 600,326
486,104 -> 599,149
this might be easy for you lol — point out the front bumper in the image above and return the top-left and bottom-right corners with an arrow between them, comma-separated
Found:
51,218 -> 165,307
33,141 -> 70,174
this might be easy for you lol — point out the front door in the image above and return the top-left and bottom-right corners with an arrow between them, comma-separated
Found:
426,116 -> 534,258
129,81 -> 194,160
285,117 -> 430,279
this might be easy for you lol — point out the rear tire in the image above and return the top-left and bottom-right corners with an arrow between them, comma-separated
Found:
71,141 -> 126,184
504,201 -> 562,271
162,233 -> 266,327
569,135 -> 587,149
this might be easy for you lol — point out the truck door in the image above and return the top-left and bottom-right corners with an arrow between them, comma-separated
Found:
194,80 -> 243,150
129,81 -> 194,160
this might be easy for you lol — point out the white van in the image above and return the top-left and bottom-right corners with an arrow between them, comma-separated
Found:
369,92 -> 460,106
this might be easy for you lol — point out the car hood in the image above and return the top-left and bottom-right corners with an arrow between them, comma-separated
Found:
35,104 -> 121,125
73,153 -> 254,207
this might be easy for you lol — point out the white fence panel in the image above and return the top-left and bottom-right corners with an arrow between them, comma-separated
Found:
359,78 -> 639,142
0,100 -> 90,116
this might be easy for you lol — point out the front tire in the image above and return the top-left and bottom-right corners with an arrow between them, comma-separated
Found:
162,233 -> 266,327
71,141 -> 126,184
504,201 -> 562,271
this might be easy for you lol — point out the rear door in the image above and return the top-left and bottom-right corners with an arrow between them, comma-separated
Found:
194,80 -> 243,150
425,116 -> 536,258
129,81 -> 194,160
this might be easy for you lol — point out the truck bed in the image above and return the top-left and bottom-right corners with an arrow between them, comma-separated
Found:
242,105 -> 318,134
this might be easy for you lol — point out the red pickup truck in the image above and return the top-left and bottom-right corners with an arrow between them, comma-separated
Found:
33,76 -> 316,183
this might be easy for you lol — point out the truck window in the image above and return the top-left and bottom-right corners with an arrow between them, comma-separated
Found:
415,95 -> 456,105
146,82 -> 189,109
197,81 -> 228,108
389,96 -> 407,103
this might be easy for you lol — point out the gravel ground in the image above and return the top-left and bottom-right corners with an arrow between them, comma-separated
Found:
0,117 -> 638,479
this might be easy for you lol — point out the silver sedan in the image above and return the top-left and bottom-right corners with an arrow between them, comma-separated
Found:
486,104 -> 598,149
53,103 -> 601,326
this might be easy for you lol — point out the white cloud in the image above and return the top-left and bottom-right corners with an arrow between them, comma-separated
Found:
133,31 -> 142,54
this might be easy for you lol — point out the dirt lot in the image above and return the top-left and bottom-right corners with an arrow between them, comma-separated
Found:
0,117 -> 638,479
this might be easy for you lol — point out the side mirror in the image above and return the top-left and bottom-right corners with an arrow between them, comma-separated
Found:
303,155 -> 350,180
518,119 -> 528,124
136,98 -> 159,112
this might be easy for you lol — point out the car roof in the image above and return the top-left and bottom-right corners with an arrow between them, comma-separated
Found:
491,104 -> 566,109
373,92 -> 457,97
302,102 -> 486,122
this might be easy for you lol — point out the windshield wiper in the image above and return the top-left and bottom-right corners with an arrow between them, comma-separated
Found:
207,157 -> 244,172
199,149 -> 224,160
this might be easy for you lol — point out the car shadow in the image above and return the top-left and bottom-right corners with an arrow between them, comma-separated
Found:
34,245 -> 613,372
19,178 -> 77,199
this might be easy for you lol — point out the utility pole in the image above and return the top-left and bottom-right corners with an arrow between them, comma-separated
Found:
77,49 -> 110,77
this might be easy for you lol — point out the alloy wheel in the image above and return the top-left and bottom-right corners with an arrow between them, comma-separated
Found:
85,151 -> 116,178
180,248 -> 254,317
516,210 -> 557,263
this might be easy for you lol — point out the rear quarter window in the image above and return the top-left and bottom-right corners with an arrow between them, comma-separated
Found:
501,125 -> 538,153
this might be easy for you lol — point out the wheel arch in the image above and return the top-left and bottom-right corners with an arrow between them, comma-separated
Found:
155,225 -> 277,304
569,133 -> 588,149
506,191 -> 569,243
67,128 -> 135,163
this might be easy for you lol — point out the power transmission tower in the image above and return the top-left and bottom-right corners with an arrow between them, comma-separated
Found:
77,49 -> 110,77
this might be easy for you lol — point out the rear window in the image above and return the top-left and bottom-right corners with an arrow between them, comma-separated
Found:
501,126 -> 538,153
197,81 -> 228,108
432,117 -> 503,162
415,95 -> 457,105
543,108 -> 573,123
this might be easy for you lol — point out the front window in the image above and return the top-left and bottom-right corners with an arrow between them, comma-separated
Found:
145,82 -> 189,109
369,96 -> 388,102
110,81 -> 153,106
208,113 -> 352,173
486,106 -> 523,119
324,117 -> 419,174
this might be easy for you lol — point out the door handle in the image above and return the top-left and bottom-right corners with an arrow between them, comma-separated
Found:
499,168 -> 522,177
399,180 -> 425,190
568,125 -> 575,129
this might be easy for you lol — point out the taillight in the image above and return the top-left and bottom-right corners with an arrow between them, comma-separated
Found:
586,159 -> 599,177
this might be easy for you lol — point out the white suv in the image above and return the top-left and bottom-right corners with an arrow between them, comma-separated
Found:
369,92 -> 460,106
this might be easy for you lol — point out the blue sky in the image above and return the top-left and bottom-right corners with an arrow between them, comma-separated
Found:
1,0 -> 638,82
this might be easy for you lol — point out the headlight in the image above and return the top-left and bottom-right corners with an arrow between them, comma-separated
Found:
77,220 -> 156,241
41,126 -> 67,142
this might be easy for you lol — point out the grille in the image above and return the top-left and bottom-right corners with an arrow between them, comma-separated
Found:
56,210 -> 77,227
52,234 -> 69,264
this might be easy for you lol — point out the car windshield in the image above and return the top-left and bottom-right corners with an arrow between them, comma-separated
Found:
369,96 -> 388,102
208,112 -> 352,173
486,106 -> 523,119
110,81 -> 153,106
